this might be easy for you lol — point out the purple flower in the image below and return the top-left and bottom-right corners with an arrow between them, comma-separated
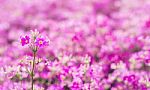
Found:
35,38 -> 49,47
20,35 -> 30,46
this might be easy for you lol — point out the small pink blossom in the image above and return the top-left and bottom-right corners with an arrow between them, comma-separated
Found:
145,20 -> 150,28
35,38 -> 49,47
20,35 -> 30,46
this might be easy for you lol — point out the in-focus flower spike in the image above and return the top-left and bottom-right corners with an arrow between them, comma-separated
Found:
20,29 -> 50,90
20,35 -> 30,46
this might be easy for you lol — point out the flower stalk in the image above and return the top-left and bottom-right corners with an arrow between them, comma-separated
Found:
31,51 -> 36,90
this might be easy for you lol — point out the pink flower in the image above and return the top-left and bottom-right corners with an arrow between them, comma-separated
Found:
145,20 -> 150,28
35,38 -> 49,47
71,82 -> 80,88
20,35 -> 30,46
72,35 -> 79,41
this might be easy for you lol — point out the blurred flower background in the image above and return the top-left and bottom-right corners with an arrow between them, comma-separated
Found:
0,0 -> 150,90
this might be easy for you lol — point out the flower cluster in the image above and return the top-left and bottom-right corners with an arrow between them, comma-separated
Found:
20,30 -> 49,49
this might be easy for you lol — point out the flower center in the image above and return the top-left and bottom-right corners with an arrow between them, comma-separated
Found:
25,40 -> 28,43
39,40 -> 43,44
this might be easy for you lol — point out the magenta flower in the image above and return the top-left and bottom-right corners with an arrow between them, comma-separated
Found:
71,82 -> 80,88
123,76 -> 129,81
35,38 -> 49,47
20,35 -> 30,46
145,20 -> 150,28
128,75 -> 136,81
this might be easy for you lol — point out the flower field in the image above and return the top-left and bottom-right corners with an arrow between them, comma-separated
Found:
0,0 -> 150,90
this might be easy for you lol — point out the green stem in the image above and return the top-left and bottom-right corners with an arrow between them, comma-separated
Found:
31,51 -> 36,90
